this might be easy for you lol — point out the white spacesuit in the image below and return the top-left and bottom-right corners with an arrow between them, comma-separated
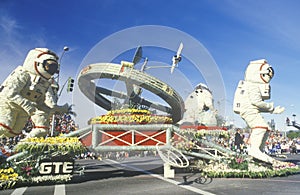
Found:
233,59 -> 284,165
179,83 -> 217,126
0,48 -> 71,138
28,80 -> 71,137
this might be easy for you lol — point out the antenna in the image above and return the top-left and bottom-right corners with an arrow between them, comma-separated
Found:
140,57 -> 148,72
141,42 -> 183,73
132,46 -> 143,65
130,46 -> 149,72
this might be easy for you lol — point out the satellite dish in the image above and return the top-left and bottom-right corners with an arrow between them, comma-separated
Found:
171,42 -> 183,74
132,46 -> 143,65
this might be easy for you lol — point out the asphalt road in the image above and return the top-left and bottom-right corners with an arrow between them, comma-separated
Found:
1,154 -> 300,195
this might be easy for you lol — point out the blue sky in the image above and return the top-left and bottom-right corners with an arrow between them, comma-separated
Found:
1,0 -> 300,130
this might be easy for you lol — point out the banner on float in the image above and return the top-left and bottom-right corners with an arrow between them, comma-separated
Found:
39,156 -> 75,175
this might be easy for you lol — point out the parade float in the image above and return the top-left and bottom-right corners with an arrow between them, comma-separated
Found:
73,45 -> 299,180
1,45 -> 299,190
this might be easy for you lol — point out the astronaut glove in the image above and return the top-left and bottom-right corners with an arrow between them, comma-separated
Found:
272,106 -> 285,114
24,105 -> 36,115
54,103 -> 77,117
268,102 -> 274,111
54,103 -> 69,114
68,104 -> 77,117
37,104 -> 51,113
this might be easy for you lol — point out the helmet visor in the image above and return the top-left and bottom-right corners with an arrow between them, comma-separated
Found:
43,59 -> 59,75
267,67 -> 274,79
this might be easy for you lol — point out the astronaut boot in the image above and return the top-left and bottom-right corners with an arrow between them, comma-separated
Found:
252,130 -> 298,169
259,130 -> 269,152
27,127 -> 49,138
248,128 -> 275,165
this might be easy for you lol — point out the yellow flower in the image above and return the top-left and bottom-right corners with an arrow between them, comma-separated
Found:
89,109 -> 172,124
0,174 -> 9,181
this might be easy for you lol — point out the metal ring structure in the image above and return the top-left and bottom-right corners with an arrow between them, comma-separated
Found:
78,63 -> 185,123
156,143 -> 189,168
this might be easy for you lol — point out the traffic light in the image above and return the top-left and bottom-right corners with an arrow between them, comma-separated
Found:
67,77 -> 74,92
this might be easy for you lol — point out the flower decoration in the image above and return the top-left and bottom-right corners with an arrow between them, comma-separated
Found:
0,168 -> 18,190
228,154 -> 248,171
172,128 -> 300,178
21,166 -> 33,176
0,136 -> 86,189
14,136 -> 86,155
88,109 -> 173,125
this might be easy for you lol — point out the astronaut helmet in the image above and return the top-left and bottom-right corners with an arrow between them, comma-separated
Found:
194,83 -> 211,94
23,48 -> 59,79
244,59 -> 274,83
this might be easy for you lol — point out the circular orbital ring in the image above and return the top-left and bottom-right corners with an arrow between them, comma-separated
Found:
77,63 -> 184,123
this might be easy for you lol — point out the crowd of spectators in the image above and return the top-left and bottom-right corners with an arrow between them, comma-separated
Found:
229,129 -> 300,155
204,128 -> 300,156
0,134 -> 25,160
264,131 -> 300,155
52,113 -> 77,135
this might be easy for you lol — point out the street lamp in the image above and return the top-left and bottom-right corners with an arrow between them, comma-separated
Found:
292,114 -> 296,121
292,114 -> 296,126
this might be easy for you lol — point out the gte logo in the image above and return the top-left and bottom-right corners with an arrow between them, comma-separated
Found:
39,161 -> 74,175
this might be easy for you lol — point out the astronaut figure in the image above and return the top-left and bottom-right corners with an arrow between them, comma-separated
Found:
28,79 -> 71,137
179,83 -> 217,126
0,48 -> 71,138
233,59 -> 284,165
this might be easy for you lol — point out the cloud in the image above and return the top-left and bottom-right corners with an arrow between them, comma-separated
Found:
0,15 -> 18,34
216,1 -> 300,50
0,16 -> 26,82
0,15 -> 24,55
0,15 -> 47,84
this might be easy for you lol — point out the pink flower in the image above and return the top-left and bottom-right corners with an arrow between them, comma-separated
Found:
236,157 -> 244,164
22,166 -> 32,176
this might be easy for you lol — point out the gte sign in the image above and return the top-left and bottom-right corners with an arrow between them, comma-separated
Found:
39,159 -> 74,175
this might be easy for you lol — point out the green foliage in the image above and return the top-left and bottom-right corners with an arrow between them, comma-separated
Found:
205,167 -> 300,178
287,130 -> 300,139
228,155 -> 248,170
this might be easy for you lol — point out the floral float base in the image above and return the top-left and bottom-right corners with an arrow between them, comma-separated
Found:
198,159 -> 300,178
0,136 -> 86,190
174,129 -> 300,178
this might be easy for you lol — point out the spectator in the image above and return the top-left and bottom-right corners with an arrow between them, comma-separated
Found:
286,117 -> 290,126
234,128 -> 244,153
290,141 -> 297,155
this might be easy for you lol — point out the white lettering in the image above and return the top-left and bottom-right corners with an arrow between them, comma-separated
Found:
52,162 -> 64,174
63,162 -> 73,173
39,161 -> 74,175
39,162 -> 53,174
